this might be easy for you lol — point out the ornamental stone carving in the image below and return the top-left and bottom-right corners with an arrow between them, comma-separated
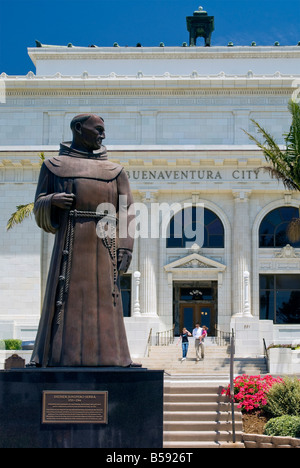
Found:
275,244 -> 300,258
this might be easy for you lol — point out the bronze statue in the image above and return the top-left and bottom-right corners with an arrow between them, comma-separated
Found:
30,114 -> 135,367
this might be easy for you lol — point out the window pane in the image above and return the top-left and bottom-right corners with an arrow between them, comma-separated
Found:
276,290 -> 300,324
259,234 -> 274,247
204,209 -> 216,225
260,290 -> 275,321
280,207 -> 298,221
120,275 -> 131,290
208,235 -> 224,248
209,219 -> 224,235
180,288 -> 194,301
167,208 -> 224,249
167,236 -> 183,248
180,288 -> 212,301
260,219 -> 276,235
276,275 -> 300,290
260,275 -> 274,290
268,209 -> 283,226
120,274 -> 131,317
260,274 -> 300,323
121,291 -> 131,317
275,223 -> 290,246
259,207 -> 300,248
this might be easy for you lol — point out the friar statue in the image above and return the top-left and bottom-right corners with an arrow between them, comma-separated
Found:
30,114 -> 135,367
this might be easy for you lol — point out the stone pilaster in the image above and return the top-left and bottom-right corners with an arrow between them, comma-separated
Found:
139,191 -> 159,317
232,190 -> 252,317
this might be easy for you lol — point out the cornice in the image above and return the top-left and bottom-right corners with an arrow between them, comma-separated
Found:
0,145 -> 268,169
27,46 -> 300,65
0,72 -> 297,97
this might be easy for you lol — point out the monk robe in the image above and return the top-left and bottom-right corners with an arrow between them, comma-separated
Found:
30,142 -> 134,367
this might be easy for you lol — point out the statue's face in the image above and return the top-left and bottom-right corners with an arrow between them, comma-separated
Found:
77,115 -> 105,151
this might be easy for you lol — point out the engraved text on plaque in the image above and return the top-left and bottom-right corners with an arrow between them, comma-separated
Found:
42,391 -> 108,424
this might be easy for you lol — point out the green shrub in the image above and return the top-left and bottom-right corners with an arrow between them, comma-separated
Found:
265,377 -> 300,417
4,339 -> 22,350
264,415 -> 300,438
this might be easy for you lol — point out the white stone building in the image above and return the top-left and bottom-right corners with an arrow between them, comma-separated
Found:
1,44 -> 300,358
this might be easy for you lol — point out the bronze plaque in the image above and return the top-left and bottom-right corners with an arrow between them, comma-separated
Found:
42,391 -> 108,424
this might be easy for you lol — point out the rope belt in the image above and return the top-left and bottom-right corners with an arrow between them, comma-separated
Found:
56,209 -> 118,325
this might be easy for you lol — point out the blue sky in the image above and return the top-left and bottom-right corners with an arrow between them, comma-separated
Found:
0,0 -> 299,75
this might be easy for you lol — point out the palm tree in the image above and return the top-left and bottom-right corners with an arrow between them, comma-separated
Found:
244,99 -> 300,242
6,153 -> 45,231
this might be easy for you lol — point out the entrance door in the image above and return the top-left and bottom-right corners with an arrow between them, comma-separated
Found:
179,303 -> 215,335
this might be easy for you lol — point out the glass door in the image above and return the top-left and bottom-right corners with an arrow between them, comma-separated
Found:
179,303 -> 215,335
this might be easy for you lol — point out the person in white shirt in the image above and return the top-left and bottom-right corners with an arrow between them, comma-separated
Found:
192,322 -> 204,361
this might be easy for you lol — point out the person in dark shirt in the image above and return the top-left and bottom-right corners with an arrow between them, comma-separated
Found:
178,327 -> 192,361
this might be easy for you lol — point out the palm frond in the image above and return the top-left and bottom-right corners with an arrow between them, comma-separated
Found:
284,100 -> 300,181
287,217 -> 300,243
243,113 -> 300,191
258,166 -> 300,191
6,153 -> 44,231
6,202 -> 34,231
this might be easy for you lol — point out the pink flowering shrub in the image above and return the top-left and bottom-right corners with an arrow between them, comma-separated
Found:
222,374 -> 283,413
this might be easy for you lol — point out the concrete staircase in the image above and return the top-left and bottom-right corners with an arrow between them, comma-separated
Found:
141,338 -> 268,376
163,377 -> 244,448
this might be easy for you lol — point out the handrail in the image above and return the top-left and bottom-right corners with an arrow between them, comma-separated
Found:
229,328 -> 236,444
263,338 -> 270,373
214,326 -> 232,346
145,328 -> 153,357
156,325 -> 175,346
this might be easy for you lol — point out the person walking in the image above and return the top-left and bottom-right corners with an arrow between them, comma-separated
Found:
193,322 -> 204,361
200,325 -> 208,360
178,327 -> 192,361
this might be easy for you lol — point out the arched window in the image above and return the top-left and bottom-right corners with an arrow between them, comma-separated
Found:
166,207 -> 225,248
259,207 -> 300,248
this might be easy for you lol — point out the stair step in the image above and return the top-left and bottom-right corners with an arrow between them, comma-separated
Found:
163,378 -> 244,449
165,385 -> 224,394
164,410 -> 242,422
163,440 -> 245,448
164,420 -> 243,432
143,342 -> 268,377
164,401 -> 233,412
164,393 -> 229,402
163,430 -> 243,442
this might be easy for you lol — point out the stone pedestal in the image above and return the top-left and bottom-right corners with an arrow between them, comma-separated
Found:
230,315 -> 261,357
0,367 -> 164,448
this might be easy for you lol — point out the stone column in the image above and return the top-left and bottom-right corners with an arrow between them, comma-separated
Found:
232,190 -> 252,317
139,191 -> 159,317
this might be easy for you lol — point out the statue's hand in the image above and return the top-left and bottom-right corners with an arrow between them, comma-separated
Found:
117,248 -> 132,274
52,192 -> 75,209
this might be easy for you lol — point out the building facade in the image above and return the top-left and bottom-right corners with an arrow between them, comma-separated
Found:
1,45 -> 300,357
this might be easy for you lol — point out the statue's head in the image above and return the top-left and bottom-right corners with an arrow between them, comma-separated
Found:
70,114 -> 105,152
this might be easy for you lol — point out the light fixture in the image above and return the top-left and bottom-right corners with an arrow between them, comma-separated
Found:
189,289 -> 203,297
